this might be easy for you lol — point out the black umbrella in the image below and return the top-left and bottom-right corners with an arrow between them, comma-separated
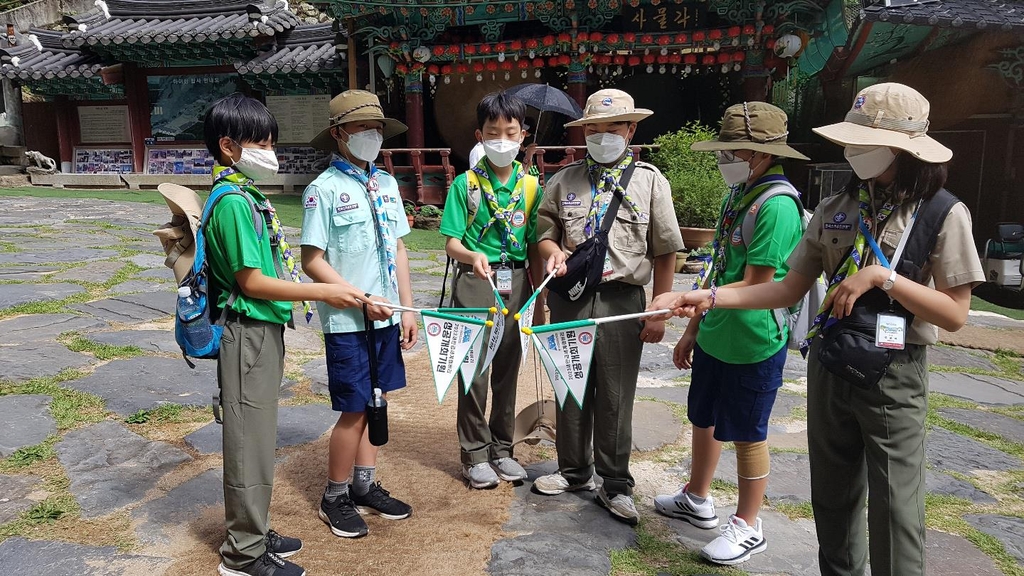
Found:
504,83 -> 584,144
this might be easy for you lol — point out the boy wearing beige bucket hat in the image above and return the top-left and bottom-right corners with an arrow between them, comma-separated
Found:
654,102 -> 807,566
533,89 -> 683,525
300,90 -> 418,540
652,83 -> 984,576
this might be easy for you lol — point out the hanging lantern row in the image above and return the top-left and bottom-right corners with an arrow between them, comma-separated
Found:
389,24 -> 778,64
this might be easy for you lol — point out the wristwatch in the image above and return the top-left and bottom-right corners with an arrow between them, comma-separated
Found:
881,269 -> 897,292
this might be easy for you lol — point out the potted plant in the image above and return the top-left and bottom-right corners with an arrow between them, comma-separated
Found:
650,122 -> 725,249
414,204 -> 443,231
403,201 -> 416,227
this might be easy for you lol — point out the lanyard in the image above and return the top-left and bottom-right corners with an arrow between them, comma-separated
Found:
859,200 -> 922,270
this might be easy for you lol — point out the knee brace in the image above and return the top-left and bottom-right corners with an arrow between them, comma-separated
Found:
735,440 -> 770,480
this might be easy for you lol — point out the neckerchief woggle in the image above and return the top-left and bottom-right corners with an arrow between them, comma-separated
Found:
584,151 -> 647,238
472,158 -> 526,262
213,165 -> 312,322
800,183 -> 900,352
331,157 -> 399,299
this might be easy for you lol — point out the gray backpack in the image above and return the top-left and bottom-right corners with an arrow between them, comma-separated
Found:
740,180 -> 827,351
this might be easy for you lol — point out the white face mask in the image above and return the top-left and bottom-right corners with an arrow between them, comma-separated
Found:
717,158 -> 752,186
232,146 -> 279,181
586,132 -> 627,164
844,145 -> 898,180
481,139 -> 521,168
342,129 -> 384,162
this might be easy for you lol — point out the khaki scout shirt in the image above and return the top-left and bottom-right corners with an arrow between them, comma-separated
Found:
537,159 -> 684,286
787,192 -> 985,345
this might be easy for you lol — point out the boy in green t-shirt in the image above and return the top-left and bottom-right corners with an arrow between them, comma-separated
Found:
439,91 -> 543,489
202,94 -> 388,576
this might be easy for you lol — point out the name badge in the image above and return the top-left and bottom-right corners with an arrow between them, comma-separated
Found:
875,313 -> 906,350
602,253 -> 613,277
496,265 -> 513,294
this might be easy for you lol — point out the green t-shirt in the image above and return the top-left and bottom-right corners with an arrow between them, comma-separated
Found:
695,174 -> 803,364
205,187 -> 294,325
439,161 -> 542,263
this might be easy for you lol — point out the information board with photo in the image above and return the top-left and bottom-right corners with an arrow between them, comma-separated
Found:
146,147 -> 214,175
277,146 -> 331,174
148,74 -> 239,142
266,94 -> 331,144
78,105 -> 130,143
74,148 -> 133,173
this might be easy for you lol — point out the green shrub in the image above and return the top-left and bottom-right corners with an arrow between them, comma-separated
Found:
649,122 -> 725,229
419,205 -> 443,218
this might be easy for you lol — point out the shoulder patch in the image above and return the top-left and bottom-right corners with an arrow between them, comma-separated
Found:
303,193 -> 318,209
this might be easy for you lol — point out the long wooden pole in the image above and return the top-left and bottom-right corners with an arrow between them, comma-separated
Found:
347,19 -> 357,90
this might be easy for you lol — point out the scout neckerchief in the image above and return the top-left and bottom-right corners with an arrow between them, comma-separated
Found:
472,158 -> 526,261
800,182 -> 900,351
213,165 -> 312,322
584,151 -> 647,238
693,166 -> 790,290
331,156 -> 398,298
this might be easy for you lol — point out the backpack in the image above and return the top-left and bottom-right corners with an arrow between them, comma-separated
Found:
175,182 -> 268,368
739,180 -> 827,351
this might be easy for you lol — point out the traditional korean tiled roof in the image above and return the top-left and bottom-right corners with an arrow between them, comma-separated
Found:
62,0 -> 301,61
235,23 -> 343,75
862,0 -> 1024,31
0,29 -> 120,97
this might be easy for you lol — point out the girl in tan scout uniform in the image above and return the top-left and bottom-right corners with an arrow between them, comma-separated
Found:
535,89 -> 684,525
653,83 -> 985,576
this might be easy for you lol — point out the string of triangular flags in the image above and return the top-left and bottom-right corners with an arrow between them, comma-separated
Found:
392,268 -> 669,408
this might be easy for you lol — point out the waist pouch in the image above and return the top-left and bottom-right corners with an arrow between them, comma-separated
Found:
817,288 -> 913,390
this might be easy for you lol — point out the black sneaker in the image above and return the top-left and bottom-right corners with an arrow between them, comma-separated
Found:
266,529 -> 302,558
218,551 -> 305,576
351,481 -> 412,520
318,492 -> 369,538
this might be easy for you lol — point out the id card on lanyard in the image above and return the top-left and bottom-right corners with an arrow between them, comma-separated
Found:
861,200 -> 921,351
495,228 -> 513,294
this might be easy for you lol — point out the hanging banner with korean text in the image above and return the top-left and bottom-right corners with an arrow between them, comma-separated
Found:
422,311 -> 488,403
448,310 -> 489,391
531,333 -> 570,408
531,321 -> 597,409
480,298 -> 505,373
519,298 -> 536,367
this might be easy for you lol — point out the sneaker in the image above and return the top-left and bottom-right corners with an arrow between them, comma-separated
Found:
318,493 -> 368,538
700,514 -> 767,566
265,529 -> 302,558
218,551 -> 305,576
532,472 -> 597,495
463,462 -> 500,489
653,483 -> 719,529
491,458 -> 528,482
596,487 -> 639,526
352,481 -> 412,520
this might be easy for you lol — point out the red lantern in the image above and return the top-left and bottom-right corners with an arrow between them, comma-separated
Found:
524,39 -> 537,49
642,53 -> 655,64
532,57 -> 544,67
548,56 -> 559,66
627,56 -> 640,66
728,26 -> 741,38
693,31 -> 705,42
542,35 -> 555,46
447,45 -> 460,55
473,62 -> 485,73
495,42 -> 507,53
457,63 -> 468,74
607,33 -> 620,44
702,54 -> 716,65
517,59 -> 529,69
510,40 -> 522,51
669,54 -> 682,64
501,60 -> 513,70
432,46 -> 445,57
684,54 -> 697,65
717,52 -> 730,64
558,54 -> 571,65
640,34 -> 653,44
657,55 -> 669,64
428,64 -> 440,75
766,38 -> 776,50
709,29 -> 723,40
480,44 -> 492,54
675,33 -> 688,44
591,32 -> 603,42
396,64 -> 408,74
558,32 -> 571,43
576,32 -> 588,44
464,45 -> 476,55
612,55 -> 625,65
743,24 -> 756,36
762,24 -> 774,35
441,64 -> 452,74
389,42 -> 400,49
657,35 -> 670,46
486,61 -> 499,71
624,32 -> 636,43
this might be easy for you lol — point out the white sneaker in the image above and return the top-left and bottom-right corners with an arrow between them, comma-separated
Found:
462,462 -> 500,489
532,472 -> 597,495
700,514 -> 766,566
596,487 -> 639,525
653,482 -> 719,529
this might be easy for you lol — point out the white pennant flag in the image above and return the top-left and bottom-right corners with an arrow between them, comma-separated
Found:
422,311 -> 488,403
479,298 -> 505,373
518,298 -> 536,367
531,333 -> 570,408
450,310 -> 488,391
531,322 -> 597,409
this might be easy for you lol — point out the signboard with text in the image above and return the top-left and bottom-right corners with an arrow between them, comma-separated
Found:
266,94 -> 331,144
78,105 -> 130,143
622,3 -> 706,32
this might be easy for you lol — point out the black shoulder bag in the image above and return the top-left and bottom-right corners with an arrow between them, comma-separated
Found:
548,162 -> 637,302
817,189 -> 959,389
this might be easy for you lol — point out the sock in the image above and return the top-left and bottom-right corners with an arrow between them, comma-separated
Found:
687,491 -> 707,504
352,465 -> 376,496
324,479 -> 349,502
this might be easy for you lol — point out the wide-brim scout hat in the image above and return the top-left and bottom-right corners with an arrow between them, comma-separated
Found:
154,183 -> 203,283
564,89 -> 653,127
813,82 -> 951,163
691,102 -> 810,160
511,399 -> 557,447
310,90 -> 408,151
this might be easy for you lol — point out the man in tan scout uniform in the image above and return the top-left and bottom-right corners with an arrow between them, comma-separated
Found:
533,88 -> 683,525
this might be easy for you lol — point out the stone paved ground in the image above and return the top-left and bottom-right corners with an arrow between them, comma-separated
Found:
2,196 -> 1024,574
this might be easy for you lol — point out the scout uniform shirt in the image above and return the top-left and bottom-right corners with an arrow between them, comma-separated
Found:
536,159 -> 684,286
300,163 -> 410,333
438,160 -> 541,262
787,191 -> 985,345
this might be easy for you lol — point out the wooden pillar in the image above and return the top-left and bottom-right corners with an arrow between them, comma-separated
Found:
566,62 -> 587,147
404,73 -> 425,148
2,79 -> 23,146
54,96 -> 77,172
347,19 -> 357,90
122,63 -> 151,173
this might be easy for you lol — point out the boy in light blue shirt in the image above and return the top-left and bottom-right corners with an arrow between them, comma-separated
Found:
300,90 -> 418,540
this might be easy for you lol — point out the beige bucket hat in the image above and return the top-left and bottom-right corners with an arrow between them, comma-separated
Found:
691,102 -> 809,160
154,183 -> 203,283
813,82 -> 951,163
310,90 -> 408,151
511,399 -> 557,447
564,89 -> 653,127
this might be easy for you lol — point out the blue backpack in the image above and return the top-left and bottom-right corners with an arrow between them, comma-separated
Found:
175,182 -> 269,368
